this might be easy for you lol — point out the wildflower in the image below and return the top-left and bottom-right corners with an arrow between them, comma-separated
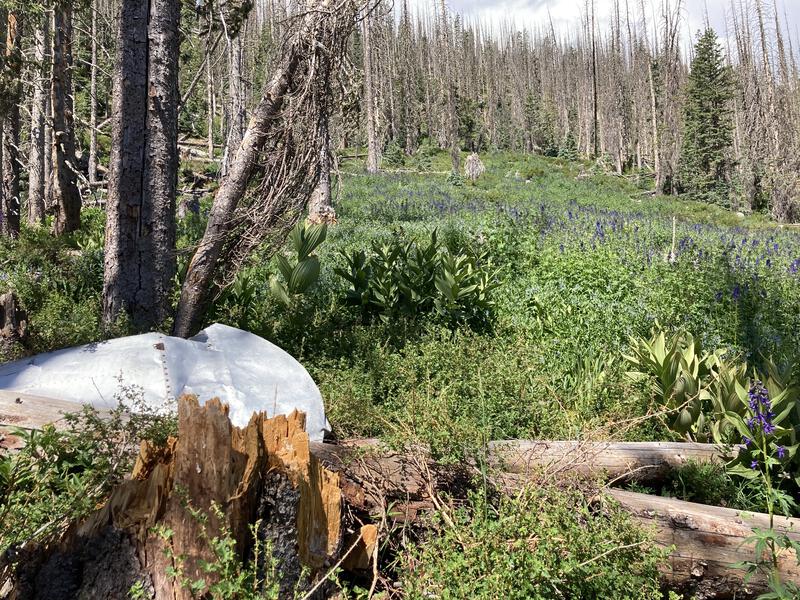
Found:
742,436 -> 752,447
732,284 -> 741,301
747,381 -> 776,436
777,446 -> 786,459
751,460 -> 759,470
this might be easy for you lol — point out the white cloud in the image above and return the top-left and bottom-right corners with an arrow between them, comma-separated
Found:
408,0 -> 799,44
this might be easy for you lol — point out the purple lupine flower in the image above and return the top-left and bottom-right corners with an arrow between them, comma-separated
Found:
742,436 -> 752,447
751,460 -> 759,469
777,446 -> 786,459
732,284 -> 741,301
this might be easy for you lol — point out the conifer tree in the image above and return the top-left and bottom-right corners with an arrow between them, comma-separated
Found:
679,28 -> 734,205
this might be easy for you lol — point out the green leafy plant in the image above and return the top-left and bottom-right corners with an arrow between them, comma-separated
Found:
335,230 -> 500,328
269,221 -> 327,308
624,325 -> 720,439
723,376 -> 800,598
0,382 -> 177,553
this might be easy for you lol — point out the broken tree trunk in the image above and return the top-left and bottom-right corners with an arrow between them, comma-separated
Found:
1,397 -> 355,599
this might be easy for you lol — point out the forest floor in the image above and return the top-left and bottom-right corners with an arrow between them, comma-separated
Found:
2,149 -> 800,597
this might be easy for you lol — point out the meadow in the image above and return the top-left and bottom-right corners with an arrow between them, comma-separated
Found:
2,150 -> 800,597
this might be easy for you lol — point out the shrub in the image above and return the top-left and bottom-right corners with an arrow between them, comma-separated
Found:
401,485 -> 668,600
0,384 -> 177,552
335,230 -> 500,328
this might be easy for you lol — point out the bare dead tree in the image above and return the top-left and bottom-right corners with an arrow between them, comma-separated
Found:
27,8 -> 50,225
1,10 -> 22,238
51,0 -> 82,235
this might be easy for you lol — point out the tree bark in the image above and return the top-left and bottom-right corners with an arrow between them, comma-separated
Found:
27,10 -> 49,226
103,0 -> 180,330
51,1 -> 81,235
222,34 -> 247,176
1,11 -> 22,238
172,53 -> 302,338
88,0 -> 98,186
362,14 -> 380,174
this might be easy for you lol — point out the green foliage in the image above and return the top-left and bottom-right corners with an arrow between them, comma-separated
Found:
382,142 -> 405,168
665,460 -> 739,506
558,131 -> 578,162
624,325 -> 720,438
155,501 -> 280,600
269,221 -> 327,308
679,28 -> 735,205
334,230 -> 499,328
401,485 -> 667,600
0,384 -> 177,553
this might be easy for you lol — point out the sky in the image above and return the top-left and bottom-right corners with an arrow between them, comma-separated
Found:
409,0 -> 800,47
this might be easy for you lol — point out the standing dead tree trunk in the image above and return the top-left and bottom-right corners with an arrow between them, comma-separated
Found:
173,1 -> 368,338
51,0 -> 81,235
88,0 -> 99,187
103,0 -> 180,330
220,5 -> 250,177
362,12 -> 380,173
27,9 -> 49,226
1,10 -> 22,238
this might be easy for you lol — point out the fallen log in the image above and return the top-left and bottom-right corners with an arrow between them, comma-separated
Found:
316,442 -> 800,598
608,489 -> 800,600
489,439 -> 728,483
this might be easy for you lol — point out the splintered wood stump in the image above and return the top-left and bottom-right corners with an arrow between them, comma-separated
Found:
3,396 -> 348,600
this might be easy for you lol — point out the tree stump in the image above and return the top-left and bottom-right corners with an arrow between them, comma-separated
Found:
0,292 -> 27,349
1,397 -> 348,599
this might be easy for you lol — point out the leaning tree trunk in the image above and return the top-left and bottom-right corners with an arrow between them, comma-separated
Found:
103,0 -> 180,330
172,53 -> 301,338
1,11 -> 22,238
27,10 -> 49,226
51,1 -> 81,235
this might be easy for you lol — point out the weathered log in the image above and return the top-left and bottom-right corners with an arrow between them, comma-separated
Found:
607,489 -> 800,600
489,439 -> 728,483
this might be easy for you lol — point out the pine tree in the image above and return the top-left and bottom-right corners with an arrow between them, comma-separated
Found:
679,28 -> 734,205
